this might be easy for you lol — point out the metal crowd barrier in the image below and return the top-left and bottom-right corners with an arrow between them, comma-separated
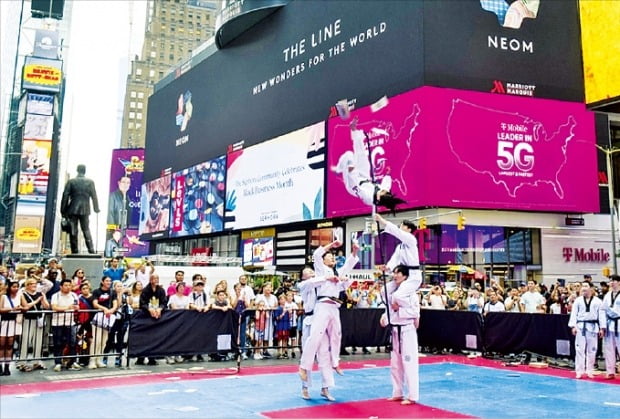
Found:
1,309 -> 125,371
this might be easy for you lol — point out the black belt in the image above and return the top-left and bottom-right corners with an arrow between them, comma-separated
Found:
404,265 -> 420,270
577,319 -> 599,336
304,310 -> 313,317
317,296 -> 343,305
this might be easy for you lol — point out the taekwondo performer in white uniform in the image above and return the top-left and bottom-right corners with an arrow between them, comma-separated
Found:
380,265 -> 420,405
602,274 -> 620,379
332,117 -> 405,212
298,268 -> 337,400
298,239 -> 359,401
374,213 -> 422,294
568,281 -> 605,379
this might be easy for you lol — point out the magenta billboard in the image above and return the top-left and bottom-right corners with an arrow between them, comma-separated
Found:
326,87 -> 598,217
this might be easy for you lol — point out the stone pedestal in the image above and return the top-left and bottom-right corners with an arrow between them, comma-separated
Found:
61,254 -> 104,284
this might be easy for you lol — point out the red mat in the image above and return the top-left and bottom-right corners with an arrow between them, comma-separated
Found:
263,398 -> 476,419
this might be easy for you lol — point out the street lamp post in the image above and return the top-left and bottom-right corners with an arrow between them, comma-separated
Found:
596,144 -> 620,275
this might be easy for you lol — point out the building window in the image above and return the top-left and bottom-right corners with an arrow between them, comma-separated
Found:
136,113 -> 143,120
136,123 -> 142,130
149,69 -> 155,78
136,68 -> 142,76
129,112 -> 135,119
130,91 -> 136,98
128,122 -> 134,129
137,102 -> 143,109
138,92 -> 144,99
129,101 -> 136,109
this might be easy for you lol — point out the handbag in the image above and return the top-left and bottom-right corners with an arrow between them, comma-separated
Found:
61,217 -> 71,233
92,311 -> 116,330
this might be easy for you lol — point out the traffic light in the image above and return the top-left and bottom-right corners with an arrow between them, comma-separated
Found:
602,266 -> 611,278
419,217 -> 427,229
457,214 -> 466,230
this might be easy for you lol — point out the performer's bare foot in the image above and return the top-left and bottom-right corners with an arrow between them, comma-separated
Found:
321,388 -> 336,401
334,366 -> 344,376
387,396 -> 403,402
301,387 -> 310,400
400,399 -> 415,405
298,367 -> 308,381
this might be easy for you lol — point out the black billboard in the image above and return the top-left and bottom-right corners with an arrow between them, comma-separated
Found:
424,0 -> 583,101
144,0 -> 425,181
144,0 -> 584,182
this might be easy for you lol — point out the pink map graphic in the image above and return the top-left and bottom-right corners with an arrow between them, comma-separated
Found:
447,100 -> 575,199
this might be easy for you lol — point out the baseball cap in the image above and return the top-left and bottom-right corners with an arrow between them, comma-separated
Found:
194,279 -> 205,285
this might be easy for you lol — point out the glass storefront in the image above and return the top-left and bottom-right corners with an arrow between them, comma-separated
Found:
352,224 -> 541,288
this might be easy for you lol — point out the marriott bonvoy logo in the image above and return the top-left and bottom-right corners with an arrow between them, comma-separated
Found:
480,0 -> 540,30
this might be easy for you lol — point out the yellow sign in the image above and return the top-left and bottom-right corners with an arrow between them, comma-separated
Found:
23,64 -> 62,87
15,227 -> 42,241
580,0 -> 620,105
241,227 -> 276,239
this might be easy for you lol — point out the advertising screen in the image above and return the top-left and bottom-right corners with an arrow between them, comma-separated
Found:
225,122 -> 325,230
138,175 -> 171,239
169,155 -> 226,237
12,213 -> 45,254
144,1 -> 425,181
241,236 -> 274,267
424,0 -> 583,101
580,0 -> 620,105
23,114 -> 54,140
326,86 -> 598,217
107,149 -> 144,230
26,93 -> 54,116
18,139 -> 52,204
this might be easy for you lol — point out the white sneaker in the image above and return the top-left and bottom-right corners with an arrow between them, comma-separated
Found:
253,353 -> 263,360
96,361 -> 107,368
166,357 -> 176,364
88,362 -> 97,369
175,356 -> 184,363
53,364 -> 62,372
69,363 -> 82,371
241,353 -> 248,360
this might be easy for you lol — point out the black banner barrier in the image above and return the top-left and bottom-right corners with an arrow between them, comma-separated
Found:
340,308 -> 390,348
417,309 -> 484,352
128,310 -> 239,358
484,312 -> 575,358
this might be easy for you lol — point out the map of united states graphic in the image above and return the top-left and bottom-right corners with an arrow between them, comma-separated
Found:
447,99 -> 575,198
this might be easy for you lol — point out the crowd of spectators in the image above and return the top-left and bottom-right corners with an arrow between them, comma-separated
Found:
0,257 -> 616,377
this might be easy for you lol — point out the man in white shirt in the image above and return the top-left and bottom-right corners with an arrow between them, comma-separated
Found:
519,280 -> 546,313
568,282 -> 605,379
50,279 -> 82,372
503,287 -> 522,313
483,291 -> 505,315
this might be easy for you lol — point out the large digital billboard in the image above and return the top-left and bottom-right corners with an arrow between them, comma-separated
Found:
107,149 -> 144,230
144,0 -> 584,182
225,122 -> 325,230
326,87 -> 598,217
18,139 -> 52,205
144,1 -> 425,181
579,0 -> 620,106
169,155 -> 226,237
424,0 -> 583,101
138,175 -> 171,240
